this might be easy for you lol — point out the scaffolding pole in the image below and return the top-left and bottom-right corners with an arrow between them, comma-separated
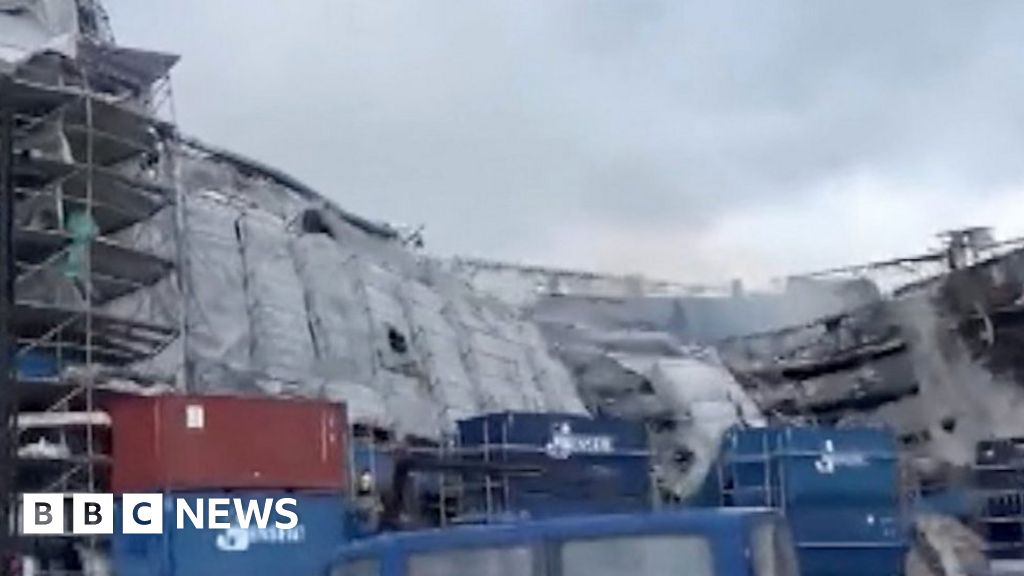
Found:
0,98 -> 19,576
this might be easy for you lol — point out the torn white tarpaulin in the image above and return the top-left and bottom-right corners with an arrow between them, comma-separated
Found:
100,274 -> 182,382
377,370 -> 445,440
360,260 -> 446,437
404,282 -> 482,423
646,354 -> 765,498
240,210 -> 317,395
182,193 -> 252,394
291,224 -> 586,437
123,149 -> 591,439
488,311 -> 548,410
560,345 -> 763,500
292,234 -> 390,427
447,296 -> 537,413
112,205 -> 178,261
0,0 -> 77,68
292,236 -> 376,381
648,355 -> 764,424
517,322 -> 588,414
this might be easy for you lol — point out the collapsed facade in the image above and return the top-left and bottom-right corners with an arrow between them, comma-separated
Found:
714,245 -> 1024,478
4,4 -> 1024,571
2,0 -> 591,449
6,0 -> 1024,490
455,240 -> 1024,490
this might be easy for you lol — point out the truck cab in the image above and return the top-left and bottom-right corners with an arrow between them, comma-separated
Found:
332,508 -> 799,576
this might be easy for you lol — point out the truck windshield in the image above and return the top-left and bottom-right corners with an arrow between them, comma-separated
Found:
398,533 -> 714,576
751,521 -> 799,576
408,545 -> 534,576
337,531 -> 719,576
561,534 -> 714,576
334,559 -> 379,576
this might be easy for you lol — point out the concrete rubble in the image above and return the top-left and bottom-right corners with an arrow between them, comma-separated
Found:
907,514 -> 989,576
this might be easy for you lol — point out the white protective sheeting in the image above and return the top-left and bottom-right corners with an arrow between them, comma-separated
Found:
112,205 -> 178,261
239,211 -> 317,395
360,259 -> 447,438
551,333 -> 763,500
909,515 -> 988,576
182,193 -> 252,394
518,322 -> 588,414
0,0 -> 77,67
648,355 -> 764,426
100,274 -> 182,382
646,354 -> 765,498
291,234 -> 391,428
0,97 -> 597,436
82,149 -> 590,439
404,281 -> 482,423
448,296 -> 541,413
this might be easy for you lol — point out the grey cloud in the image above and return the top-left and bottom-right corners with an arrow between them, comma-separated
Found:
105,0 -> 1024,272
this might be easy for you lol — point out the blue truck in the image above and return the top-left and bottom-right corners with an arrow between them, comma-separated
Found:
332,507 -> 798,576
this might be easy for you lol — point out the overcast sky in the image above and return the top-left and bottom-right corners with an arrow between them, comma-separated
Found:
104,1 -> 1024,285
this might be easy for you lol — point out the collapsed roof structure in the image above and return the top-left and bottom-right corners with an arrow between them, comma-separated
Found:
453,234 -> 1024,483
5,1 -> 1024,570
2,0 -> 594,484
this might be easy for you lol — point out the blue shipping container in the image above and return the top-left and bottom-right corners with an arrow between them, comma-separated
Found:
785,507 -> 905,544
798,545 -> 907,576
715,427 -> 907,576
478,452 -> 651,496
457,413 -> 650,518
777,506 -> 907,576
113,491 -> 350,576
458,412 -> 647,452
720,426 -> 899,508
503,491 -> 648,518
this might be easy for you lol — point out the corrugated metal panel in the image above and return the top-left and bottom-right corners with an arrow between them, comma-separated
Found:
108,395 -> 347,492
113,491 -> 349,576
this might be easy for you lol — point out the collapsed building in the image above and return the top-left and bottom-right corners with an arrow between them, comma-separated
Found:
5,0 -> 1024,498
2,0 -> 753,508
2,0 -> 591,468
454,239 -> 1024,490
4,0 -> 1024,571
714,241 -> 1024,480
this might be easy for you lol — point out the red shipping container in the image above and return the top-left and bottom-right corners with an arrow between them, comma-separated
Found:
107,394 -> 347,493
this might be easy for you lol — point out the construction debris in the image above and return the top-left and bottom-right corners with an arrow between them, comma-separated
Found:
909,514 -> 989,576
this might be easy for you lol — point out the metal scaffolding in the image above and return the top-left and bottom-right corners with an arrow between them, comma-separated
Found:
0,41 -> 179,572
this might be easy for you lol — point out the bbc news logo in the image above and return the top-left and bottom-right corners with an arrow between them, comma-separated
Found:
21,493 -> 299,535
